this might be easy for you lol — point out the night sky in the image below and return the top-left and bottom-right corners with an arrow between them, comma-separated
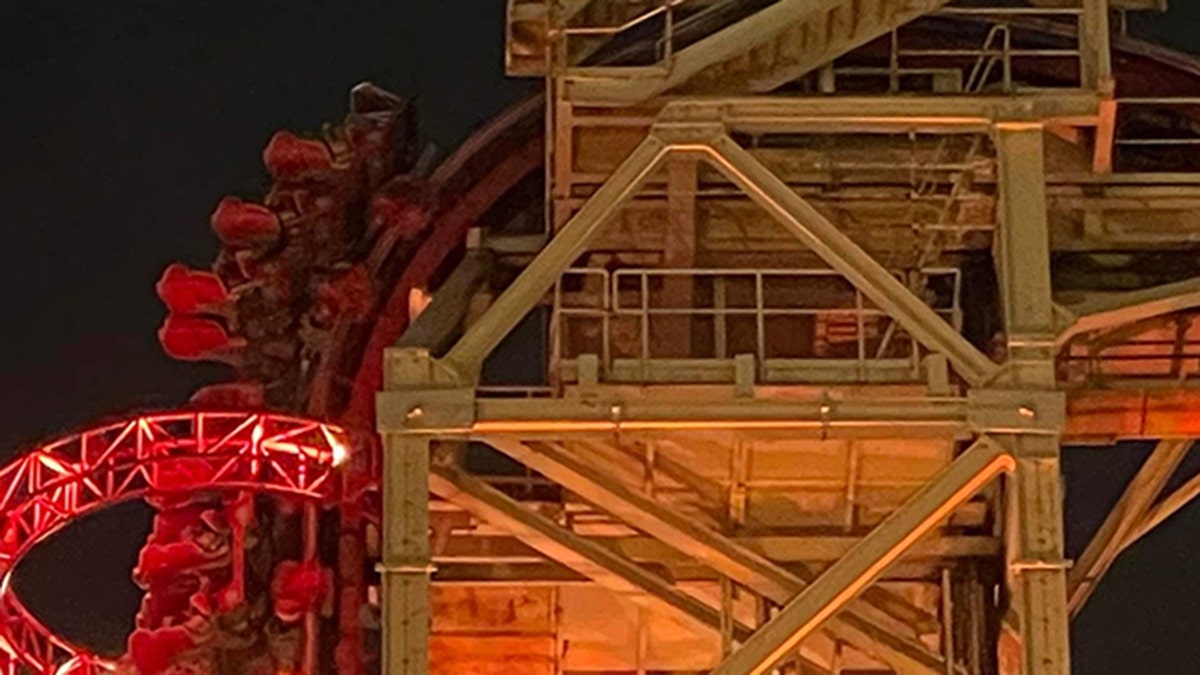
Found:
1,1 -> 1199,672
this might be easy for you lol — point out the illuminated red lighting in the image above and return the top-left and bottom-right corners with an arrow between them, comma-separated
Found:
0,411 -> 349,675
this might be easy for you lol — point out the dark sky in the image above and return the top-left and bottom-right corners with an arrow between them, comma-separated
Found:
1,1 -> 1199,672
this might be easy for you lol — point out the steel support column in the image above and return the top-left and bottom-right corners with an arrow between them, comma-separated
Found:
996,124 -> 1057,386
378,435 -> 432,675
1081,0 -> 1113,92
708,438 -> 1013,675
995,123 -> 1071,675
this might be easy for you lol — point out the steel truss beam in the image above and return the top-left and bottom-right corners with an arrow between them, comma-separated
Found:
708,438 -> 1013,675
1056,276 -> 1200,349
428,462 -> 756,643
695,134 -> 998,387
384,108 -> 1097,675
1068,439 -> 1192,615
1125,467 -> 1200,548
444,134 -> 669,379
483,437 -> 947,675
441,123 -> 1000,387
566,0 -> 869,104
397,250 -> 493,356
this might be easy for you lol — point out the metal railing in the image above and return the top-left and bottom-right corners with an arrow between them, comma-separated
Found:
552,267 -> 962,383
558,0 -> 686,72
547,1 -> 1102,94
1113,98 -> 1200,149
1061,334 -> 1200,386
475,385 -> 557,398
834,6 -> 1087,95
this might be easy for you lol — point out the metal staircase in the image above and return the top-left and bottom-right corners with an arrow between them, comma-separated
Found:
563,0 -> 953,103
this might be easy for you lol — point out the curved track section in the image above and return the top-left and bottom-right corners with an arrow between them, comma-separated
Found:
0,412 -> 348,675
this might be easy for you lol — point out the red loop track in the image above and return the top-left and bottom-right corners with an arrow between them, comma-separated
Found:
0,412 -> 348,675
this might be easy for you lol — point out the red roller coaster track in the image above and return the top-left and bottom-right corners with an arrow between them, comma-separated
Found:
0,81 -> 544,674
0,412 -> 349,675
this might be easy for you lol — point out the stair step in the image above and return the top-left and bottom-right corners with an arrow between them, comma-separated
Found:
563,0 -> 950,102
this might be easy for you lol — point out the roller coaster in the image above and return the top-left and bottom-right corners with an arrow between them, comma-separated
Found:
7,2 -> 1200,674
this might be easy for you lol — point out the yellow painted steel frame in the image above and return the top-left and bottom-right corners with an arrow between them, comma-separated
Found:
428,463 -> 762,645
708,437 -> 1014,675
476,437 -> 945,674
444,124 -> 1006,387
378,105 -> 1091,675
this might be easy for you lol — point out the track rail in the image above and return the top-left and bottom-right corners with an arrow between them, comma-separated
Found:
0,412 -> 348,675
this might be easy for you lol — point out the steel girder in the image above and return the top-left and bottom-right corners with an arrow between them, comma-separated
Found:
380,108 -> 1097,675
1068,439 -> 1192,616
443,133 -> 670,379
653,94 -> 1102,132
428,462 -> 757,642
994,123 -> 1071,675
396,250 -> 493,356
441,121 -> 1000,388
1056,276 -> 1200,349
482,437 -> 947,675
706,437 -> 1013,675
1126,468 -> 1200,549
433,533 -> 1001,566
697,133 -> 998,386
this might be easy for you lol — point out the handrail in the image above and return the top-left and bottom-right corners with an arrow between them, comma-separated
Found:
1112,97 -> 1200,149
553,267 -> 961,382
560,0 -> 684,37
